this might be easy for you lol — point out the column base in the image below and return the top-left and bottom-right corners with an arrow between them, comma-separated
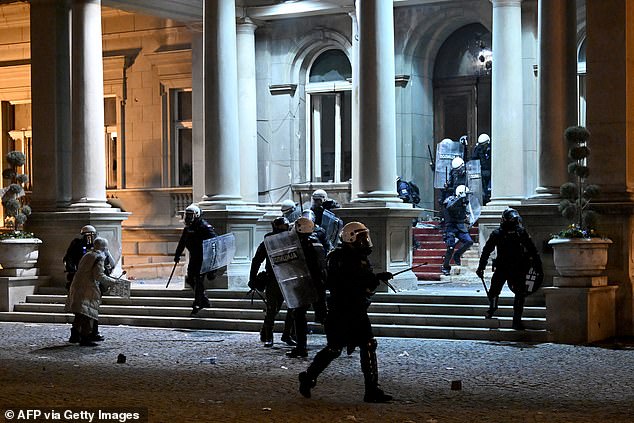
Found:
544,285 -> 617,344
334,206 -> 421,292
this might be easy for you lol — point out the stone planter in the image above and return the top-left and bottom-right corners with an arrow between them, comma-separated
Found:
0,237 -> 43,270
548,237 -> 612,277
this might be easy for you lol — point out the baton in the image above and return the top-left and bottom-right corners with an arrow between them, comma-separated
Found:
165,261 -> 178,288
114,270 -> 127,281
479,275 -> 489,297
427,144 -> 435,171
245,289 -> 267,306
390,262 -> 428,278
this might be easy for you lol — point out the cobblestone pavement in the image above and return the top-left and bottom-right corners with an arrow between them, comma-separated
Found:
0,322 -> 633,423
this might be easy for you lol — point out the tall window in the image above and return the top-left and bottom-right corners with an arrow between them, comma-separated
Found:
104,96 -> 118,189
577,39 -> 586,126
170,89 -> 192,186
307,49 -> 352,183
6,101 -> 33,191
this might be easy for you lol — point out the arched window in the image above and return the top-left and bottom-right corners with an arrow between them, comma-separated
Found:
306,49 -> 352,183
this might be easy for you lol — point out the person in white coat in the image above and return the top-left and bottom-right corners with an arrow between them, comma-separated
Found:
65,237 -> 123,347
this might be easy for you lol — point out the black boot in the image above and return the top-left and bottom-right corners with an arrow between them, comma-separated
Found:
485,296 -> 498,319
512,295 -> 526,330
361,341 -> 392,403
287,308 -> 307,358
68,327 -> 80,343
298,346 -> 341,398
262,326 -> 274,347
89,321 -> 104,342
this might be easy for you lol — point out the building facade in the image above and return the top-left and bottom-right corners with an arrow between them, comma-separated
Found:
0,0 -> 632,341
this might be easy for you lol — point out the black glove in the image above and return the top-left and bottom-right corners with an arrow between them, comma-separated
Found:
376,271 -> 393,282
476,268 -> 484,279
174,255 -> 180,264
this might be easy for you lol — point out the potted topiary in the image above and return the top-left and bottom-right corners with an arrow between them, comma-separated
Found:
548,126 -> 611,278
0,151 -> 41,271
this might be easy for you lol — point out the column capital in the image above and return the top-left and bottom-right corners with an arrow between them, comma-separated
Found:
236,16 -> 257,32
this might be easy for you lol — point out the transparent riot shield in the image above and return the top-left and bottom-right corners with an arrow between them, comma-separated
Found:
264,230 -> 318,309
466,159 -> 484,205
200,233 -> 236,274
466,195 -> 482,226
320,209 -> 343,247
434,139 -> 464,188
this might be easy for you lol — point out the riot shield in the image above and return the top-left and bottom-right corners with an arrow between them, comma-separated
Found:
264,230 -> 318,309
200,233 -> 236,274
320,209 -> 343,247
466,160 -> 484,205
434,139 -> 464,188
466,195 -> 481,226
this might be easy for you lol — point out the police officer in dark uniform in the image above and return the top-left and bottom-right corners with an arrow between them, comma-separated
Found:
174,204 -> 218,316
298,222 -> 393,403
310,189 -> 340,227
64,224 -> 115,343
248,216 -> 296,347
286,216 -> 327,358
471,133 -> 492,204
441,185 -> 474,275
476,208 -> 543,330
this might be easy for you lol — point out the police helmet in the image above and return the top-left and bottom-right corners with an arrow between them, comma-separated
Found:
441,138 -> 453,143
341,222 -> 372,249
501,208 -> 522,229
81,225 -> 96,235
93,237 -> 109,252
478,133 -> 491,144
184,204 -> 201,225
294,217 -> 315,234
455,185 -> 469,197
312,189 -> 327,202
451,157 -> 464,169
280,199 -> 295,214
271,216 -> 290,233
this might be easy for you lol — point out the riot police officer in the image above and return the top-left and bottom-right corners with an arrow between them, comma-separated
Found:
63,225 -> 115,342
441,185 -> 474,276
286,216 -> 327,358
476,208 -> 543,330
471,133 -> 492,204
174,204 -> 218,316
248,217 -> 296,347
280,199 -> 301,223
446,157 -> 467,192
298,222 -> 393,403
310,189 -> 340,227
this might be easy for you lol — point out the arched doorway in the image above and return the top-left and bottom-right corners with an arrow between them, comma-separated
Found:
433,23 -> 492,154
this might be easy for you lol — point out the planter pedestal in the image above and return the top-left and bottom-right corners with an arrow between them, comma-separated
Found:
0,237 -> 47,312
545,237 -> 615,344
0,276 -> 50,312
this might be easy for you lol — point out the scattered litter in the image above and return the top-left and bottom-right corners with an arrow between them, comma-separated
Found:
445,367 -> 454,370
345,416 -> 358,422
117,353 -> 126,364
398,351 -> 409,357
73,364 -> 79,367
451,380 -> 462,391
143,353 -> 149,356
280,366 -> 288,370
262,408 -> 271,412
201,356 -> 217,364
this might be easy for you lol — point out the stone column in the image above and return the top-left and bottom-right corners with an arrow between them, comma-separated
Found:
349,11 -> 360,199
70,0 -> 110,208
29,0 -> 72,210
585,0 -> 634,336
490,0 -> 524,204
354,0 -> 400,204
236,17 -> 259,204
199,0 -> 242,207
535,0 -> 577,198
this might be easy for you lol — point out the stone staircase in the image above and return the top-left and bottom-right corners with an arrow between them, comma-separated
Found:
413,222 -> 480,281
0,284 -> 548,342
